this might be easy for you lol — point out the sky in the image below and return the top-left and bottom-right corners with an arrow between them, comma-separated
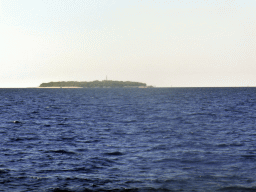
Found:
0,0 -> 256,87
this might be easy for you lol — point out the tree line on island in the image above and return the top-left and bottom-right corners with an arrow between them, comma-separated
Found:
39,80 -> 153,88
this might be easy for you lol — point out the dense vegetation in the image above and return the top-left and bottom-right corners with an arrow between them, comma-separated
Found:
39,80 -> 149,88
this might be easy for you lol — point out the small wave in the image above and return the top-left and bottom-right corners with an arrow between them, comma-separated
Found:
104,151 -> 124,156
9,136 -> 38,142
61,136 -> 75,140
217,143 -> 244,148
13,120 -> 22,124
180,158 -> 202,164
30,176 -> 48,180
49,187 -> 172,192
72,167 -> 94,173
241,155 -> 256,159
122,119 -> 137,123
230,143 -> 244,147
89,157 -> 115,167
84,140 -> 100,143
63,177 -> 93,183
9,137 -> 24,142
218,186 -> 256,191
0,169 -> 10,174
151,145 -> 167,151
76,148 -> 89,152
124,180 -> 144,184
45,150 -> 77,155
188,112 -> 206,116
57,123 -> 69,126
90,157 -> 115,163
217,143 -> 229,148
51,188 -> 73,192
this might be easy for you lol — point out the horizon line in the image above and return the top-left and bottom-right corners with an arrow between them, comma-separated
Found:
0,86 -> 255,89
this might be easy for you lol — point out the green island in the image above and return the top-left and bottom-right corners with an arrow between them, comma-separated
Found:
39,80 -> 153,88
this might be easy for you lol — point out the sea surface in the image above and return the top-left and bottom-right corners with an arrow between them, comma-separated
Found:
0,88 -> 256,192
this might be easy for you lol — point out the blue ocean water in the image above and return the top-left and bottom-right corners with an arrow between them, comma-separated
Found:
0,88 -> 256,192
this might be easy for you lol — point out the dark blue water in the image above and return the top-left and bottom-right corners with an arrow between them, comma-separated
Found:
1,88 -> 256,192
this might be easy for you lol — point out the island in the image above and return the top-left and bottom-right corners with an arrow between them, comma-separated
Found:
39,80 -> 153,88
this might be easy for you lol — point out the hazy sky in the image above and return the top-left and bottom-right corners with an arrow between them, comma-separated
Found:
0,0 -> 256,87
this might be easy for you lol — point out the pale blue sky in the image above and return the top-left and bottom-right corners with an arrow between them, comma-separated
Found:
0,0 -> 256,87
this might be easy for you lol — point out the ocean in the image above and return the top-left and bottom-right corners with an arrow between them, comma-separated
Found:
0,88 -> 256,192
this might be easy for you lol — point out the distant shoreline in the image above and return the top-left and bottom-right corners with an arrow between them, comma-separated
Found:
2,87 -> 256,89
37,87 -> 82,88
36,87 -> 151,88
39,80 -> 153,88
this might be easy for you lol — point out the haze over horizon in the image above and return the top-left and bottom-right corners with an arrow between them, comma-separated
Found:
1,0 -> 256,88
